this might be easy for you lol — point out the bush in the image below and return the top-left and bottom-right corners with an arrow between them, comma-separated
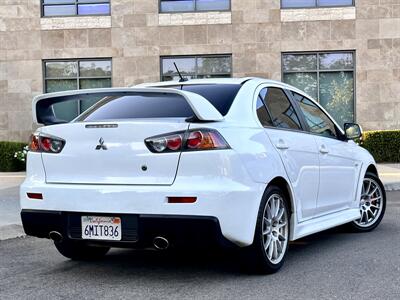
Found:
362,130 -> 400,163
0,141 -> 27,172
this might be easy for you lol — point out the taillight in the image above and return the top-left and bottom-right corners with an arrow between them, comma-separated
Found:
29,133 -> 65,154
145,129 -> 230,153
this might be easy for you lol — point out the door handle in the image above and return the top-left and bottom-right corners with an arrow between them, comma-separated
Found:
319,145 -> 329,154
276,139 -> 289,150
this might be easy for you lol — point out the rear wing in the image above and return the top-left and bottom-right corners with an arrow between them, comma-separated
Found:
32,87 -> 224,125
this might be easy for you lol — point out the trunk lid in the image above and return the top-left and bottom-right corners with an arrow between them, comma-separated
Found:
40,120 -> 189,185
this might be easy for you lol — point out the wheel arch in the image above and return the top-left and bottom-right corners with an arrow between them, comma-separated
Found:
266,176 -> 297,241
366,164 -> 378,176
267,176 -> 295,217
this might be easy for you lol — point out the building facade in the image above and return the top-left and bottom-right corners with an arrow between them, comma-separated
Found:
0,0 -> 399,141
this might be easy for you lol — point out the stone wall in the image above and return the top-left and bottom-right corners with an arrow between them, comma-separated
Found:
0,0 -> 399,141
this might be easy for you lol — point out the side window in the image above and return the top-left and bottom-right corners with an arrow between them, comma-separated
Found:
256,88 -> 273,127
263,88 -> 302,130
291,92 -> 338,139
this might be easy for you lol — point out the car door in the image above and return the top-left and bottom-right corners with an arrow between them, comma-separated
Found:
289,91 -> 362,215
255,86 -> 320,221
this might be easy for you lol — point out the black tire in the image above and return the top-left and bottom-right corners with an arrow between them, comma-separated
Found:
242,185 -> 290,274
349,172 -> 386,232
54,239 -> 110,261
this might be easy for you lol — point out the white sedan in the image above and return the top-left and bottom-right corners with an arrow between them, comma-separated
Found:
20,78 -> 386,273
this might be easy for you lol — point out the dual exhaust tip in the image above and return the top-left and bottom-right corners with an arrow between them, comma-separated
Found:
153,236 -> 169,250
49,231 -> 169,250
49,231 -> 63,243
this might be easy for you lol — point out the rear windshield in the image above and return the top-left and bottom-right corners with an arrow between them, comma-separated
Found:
77,84 -> 241,121
166,84 -> 241,116
78,93 -> 193,122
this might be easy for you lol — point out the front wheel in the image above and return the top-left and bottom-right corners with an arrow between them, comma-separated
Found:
242,186 -> 290,274
54,239 -> 110,260
350,172 -> 386,232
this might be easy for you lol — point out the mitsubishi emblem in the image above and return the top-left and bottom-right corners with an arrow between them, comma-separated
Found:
95,138 -> 107,150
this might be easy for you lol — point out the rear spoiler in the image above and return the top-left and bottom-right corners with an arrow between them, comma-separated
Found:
32,87 -> 224,126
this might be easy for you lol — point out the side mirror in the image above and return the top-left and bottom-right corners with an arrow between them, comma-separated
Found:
344,123 -> 362,140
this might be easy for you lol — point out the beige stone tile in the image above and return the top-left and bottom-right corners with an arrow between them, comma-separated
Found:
135,56 -> 159,76
356,19 -> 380,39
123,14 -> 147,27
7,79 -> 31,93
207,24 -> 232,44
233,24 -> 257,43
64,30 -> 88,49
88,29 -> 112,48
306,21 -> 331,41
256,23 -> 281,43
331,20 -> 355,40
281,22 -> 306,41
133,0 -> 158,14
357,5 -> 392,19
380,18 -> 400,38
233,52 -> 256,73
135,27 -> 159,46
41,30 -> 64,49
0,112 -> 8,130
184,25 -> 207,45
8,111 -> 32,131
159,26 -> 184,46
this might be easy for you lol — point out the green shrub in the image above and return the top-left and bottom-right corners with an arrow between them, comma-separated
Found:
0,141 -> 27,172
362,130 -> 400,163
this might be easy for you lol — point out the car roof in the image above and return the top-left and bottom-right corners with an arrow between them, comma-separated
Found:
134,77 -> 308,96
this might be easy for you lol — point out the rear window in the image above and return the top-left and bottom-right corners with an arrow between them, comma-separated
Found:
77,84 -> 241,122
78,93 -> 193,122
166,84 -> 241,116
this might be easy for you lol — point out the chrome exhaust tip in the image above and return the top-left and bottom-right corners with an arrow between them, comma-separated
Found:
153,236 -> 169,250
49,231 -> 63,243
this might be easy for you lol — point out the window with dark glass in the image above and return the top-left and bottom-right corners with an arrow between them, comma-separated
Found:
291,92 -> 338,139
42,0 -> 110,17
256,88 -> 273,127
161,55 -> 232,81
282,51 -> 355,127
281,0 -> 353,9
44,59 -> 112,121
160,0 -> 230,13
263,88 -> 302,130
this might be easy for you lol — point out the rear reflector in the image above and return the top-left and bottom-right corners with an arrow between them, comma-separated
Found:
167,197 -> 197,204
27,193 -> 43,200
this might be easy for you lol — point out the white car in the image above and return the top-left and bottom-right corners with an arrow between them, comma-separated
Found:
20,78 -> 386,273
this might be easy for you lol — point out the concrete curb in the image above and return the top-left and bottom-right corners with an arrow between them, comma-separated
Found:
0,224 -> 25,241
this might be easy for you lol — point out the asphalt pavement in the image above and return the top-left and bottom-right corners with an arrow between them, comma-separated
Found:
0,171 -> 400,299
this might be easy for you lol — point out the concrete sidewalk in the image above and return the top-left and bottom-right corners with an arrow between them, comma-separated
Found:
377,164 -> 400,191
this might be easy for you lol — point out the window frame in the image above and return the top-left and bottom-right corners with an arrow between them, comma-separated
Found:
254,84 -> 306,134
287,89 -> 346,141
159,0 -> 231,14
41,0 -> 111,18
281,50 -> 356,124
43,58 -> 113,114
280,0 -> 354,9
160,54 -> 233,81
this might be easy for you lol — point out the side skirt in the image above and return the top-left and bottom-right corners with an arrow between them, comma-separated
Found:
291,208 -> 360,241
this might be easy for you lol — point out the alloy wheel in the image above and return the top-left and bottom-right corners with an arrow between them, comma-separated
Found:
262,194 -> 289,264
354,178 -> 384,228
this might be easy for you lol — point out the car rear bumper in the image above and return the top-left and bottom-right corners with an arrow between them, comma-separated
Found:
20,177 -> 264,246
21,209 -> 237,249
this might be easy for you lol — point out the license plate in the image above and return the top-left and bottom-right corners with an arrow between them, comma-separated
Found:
81,216 -> 121,241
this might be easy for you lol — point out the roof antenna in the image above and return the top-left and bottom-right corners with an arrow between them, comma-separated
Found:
174,62 -> 188,83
